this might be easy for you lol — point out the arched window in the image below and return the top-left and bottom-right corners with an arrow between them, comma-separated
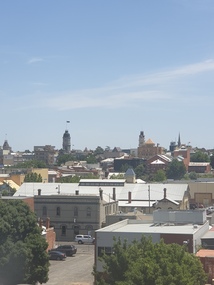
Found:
86,207 -> 91,217
74,207 -> 78,217
42,206 -> 47,216
56,207 -> 61,216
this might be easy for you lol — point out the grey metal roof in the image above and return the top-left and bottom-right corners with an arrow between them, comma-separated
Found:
96,219 -> 207,235
14,181 -> 188,204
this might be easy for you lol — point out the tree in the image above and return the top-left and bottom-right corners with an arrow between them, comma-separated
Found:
24,172 -> 43,182
12,160 -> 47,169
134,164 -> 145,179
86,154 -> 97,164
93,236 -> 207,285
153,169 -> 166,182
189,171 -> 198,180
166,159 -> 186,180
120,163 -> 132,173
94,146 -> 104,156
0,200 -> 49,285
190,151 -> 210,162
110,174 -> 125,179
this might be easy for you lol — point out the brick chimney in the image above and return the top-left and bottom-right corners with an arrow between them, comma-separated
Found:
128,191 -> 132,203
163,188 -> 167,199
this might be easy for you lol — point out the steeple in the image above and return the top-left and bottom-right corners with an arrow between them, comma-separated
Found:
139,131 -> 145,147
178,132 -> 181,147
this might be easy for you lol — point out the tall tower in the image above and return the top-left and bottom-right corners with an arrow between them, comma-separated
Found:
178,132 -> 181,148
62,130 -> 71,153
139,131 -> 145,147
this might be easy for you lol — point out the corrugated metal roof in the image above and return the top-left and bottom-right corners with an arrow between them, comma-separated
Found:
14,181 -> 188,203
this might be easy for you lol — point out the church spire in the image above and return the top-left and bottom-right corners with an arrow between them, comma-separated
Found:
178,132 -> 181,147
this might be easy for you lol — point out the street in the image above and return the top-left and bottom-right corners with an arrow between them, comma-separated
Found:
46,243 -> 95,285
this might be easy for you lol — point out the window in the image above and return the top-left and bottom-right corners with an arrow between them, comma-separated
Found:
56,207 -> 61,216
42,206 -> 47,216
74,207 -> 78,217
86,207 -> 91,217
98,247 -> 113,257
61,225 -> 66,236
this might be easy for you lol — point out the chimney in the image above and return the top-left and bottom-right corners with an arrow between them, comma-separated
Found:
46,217 -> 50,229
99,188 -> 103,200
38,189 -> 41,196
128,191 -> 131,203
75,190 -> 79,195
163,188 -> 167,199
113,187 -> 116,201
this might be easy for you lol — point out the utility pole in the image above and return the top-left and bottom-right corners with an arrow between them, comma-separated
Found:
148,185 -> 151,214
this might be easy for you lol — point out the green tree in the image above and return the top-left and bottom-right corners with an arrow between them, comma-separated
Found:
190,151 -> 210,162
12,160 -> 47,169
86,154 -> 97,164
189,171 -> 198,180
153,169 -> 166,182
0,200 -> 49,285
94,146 -> 104,156
24,172 -> 43,182
134,164 -> 145,179
110,174 -> 125,179
120,163 -> 132,173
166,159 -> 186,180
59,175 -> 81,183
94,236 -> 207,285
57,154 -> 76,165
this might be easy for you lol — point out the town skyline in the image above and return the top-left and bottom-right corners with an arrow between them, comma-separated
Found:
1,1 -> 214,151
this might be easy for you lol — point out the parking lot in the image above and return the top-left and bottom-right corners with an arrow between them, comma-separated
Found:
46,243 -> 95,285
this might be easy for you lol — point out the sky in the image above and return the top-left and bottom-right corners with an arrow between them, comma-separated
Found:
1,1 -> 214,152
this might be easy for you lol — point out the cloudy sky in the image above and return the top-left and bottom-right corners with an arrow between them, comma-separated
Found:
1,1 -> 214,152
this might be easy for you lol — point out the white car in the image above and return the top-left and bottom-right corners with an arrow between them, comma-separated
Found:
75,234 -> 95,244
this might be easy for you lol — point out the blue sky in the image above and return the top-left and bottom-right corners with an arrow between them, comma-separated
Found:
1,1 -> 214,152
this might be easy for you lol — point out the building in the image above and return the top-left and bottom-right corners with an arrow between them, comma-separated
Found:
188,182 -> 214,208
137,131 -> 164,159
172,146 -> 191,170
14,180 -> 189,216
113,157 -> 145,172
146,154 -> 172,174
34,145 -> 56,166
95,209 -> 209,272
62,129 -> 71,154
34,189 -> 118,241
188,162 -> 211,174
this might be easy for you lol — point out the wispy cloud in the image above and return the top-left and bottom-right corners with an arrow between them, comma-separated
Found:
27,57 -> 44,64
21,59 -> 214,111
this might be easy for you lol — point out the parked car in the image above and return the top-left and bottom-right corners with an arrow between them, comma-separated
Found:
75,234 -> 95,244
53,245 -> 77,256
48,250 -> 66,261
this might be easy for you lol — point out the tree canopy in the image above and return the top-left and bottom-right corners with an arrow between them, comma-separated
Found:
190,151 -> 210,162
166,159 -> 186,180
24,172 -> 43,182
94,236 -> 207,285
0,200 -> 49,285
11,160 -> 47,169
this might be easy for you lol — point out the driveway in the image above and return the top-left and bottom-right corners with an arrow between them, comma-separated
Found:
46,243 -> 95,285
